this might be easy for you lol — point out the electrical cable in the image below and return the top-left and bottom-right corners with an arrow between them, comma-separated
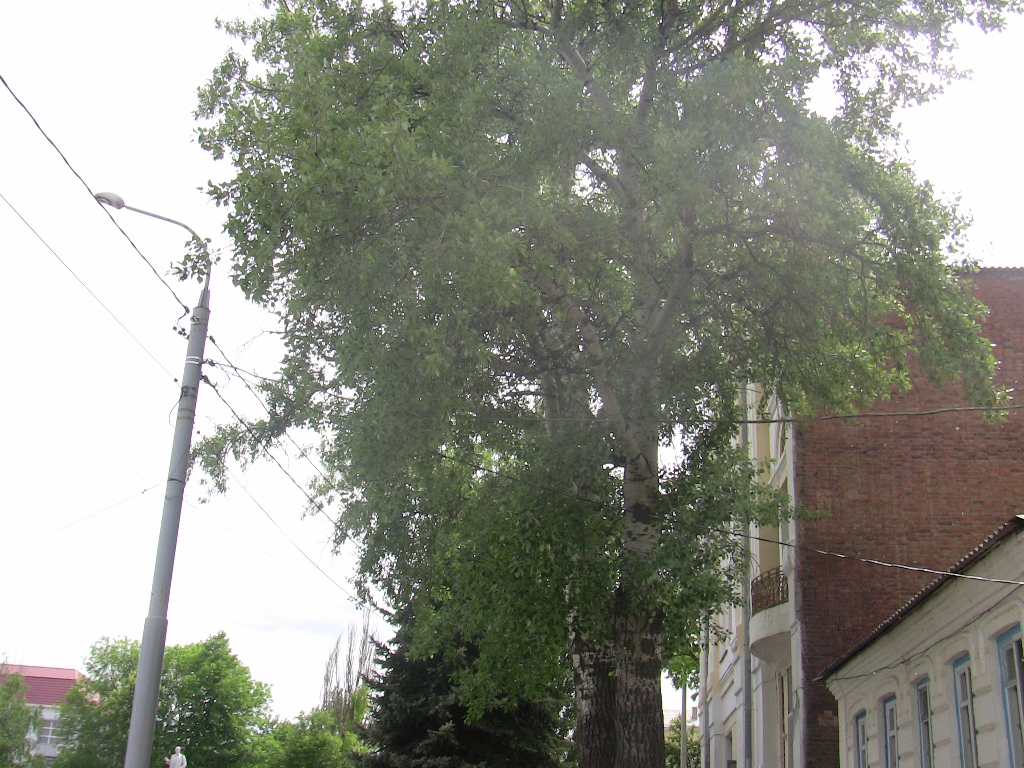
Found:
211,359 -> 277,384
433,448 -> 1024,588
200,352 -> 1024,586
20,486 -> 158,546
183,497 -> 279,561
736,403 -> 1024,425
220,463 -> 382,613
197,370 -> 1024,588
438,402 -> 1024,426
201,337 -> 1021,431
1,358 -> 154,483
0,71 -> 190,314
197,353 -> 1022,588
1,190 -> 178,381
200,378 -> 390,617
204,378 -> 335,522
823,583 -> 1024,683
207,336 -> 334,484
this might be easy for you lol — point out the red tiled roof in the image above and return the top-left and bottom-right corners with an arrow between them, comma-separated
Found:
0,665 -> 82,706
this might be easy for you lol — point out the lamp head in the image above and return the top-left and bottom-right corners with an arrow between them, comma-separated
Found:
94,192 -> 126,209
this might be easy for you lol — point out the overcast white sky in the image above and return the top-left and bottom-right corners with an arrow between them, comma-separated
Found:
1,1 -> 1021,723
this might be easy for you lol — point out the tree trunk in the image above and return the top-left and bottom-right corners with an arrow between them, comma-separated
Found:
613,595 -> 665,768
572,634 -> 617,768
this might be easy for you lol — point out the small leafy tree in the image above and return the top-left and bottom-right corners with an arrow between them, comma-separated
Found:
247,711 -> 359,768
0,672 -> 42,768
55,634 -> 270,768
662,718 -> 698,768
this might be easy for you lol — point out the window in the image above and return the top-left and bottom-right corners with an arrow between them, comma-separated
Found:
37,718 -> 60,746
999,627 -> 1024,767
917,680 -> 934,768
954,657 -> 979,768
855,711 -> 869,768
882,697 -> 899,768
778,667 -> 794,768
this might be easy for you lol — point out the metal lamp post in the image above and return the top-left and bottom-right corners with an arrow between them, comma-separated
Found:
95,192 -> 211,768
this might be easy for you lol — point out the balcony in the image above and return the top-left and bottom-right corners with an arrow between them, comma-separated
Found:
751,566 -> 788,615
749,566 -> 792,666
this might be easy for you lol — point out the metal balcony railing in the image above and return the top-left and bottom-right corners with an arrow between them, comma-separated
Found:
751,566 -> 789,616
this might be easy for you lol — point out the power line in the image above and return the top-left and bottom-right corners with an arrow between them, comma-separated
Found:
20,486 -> 158,546
1,357 -> 154,483
460,402 -> 1024,425
199,379 -> 390,616
434,449 -> 1024,588
206,336 -> 334,485
199,355 -> 1023,582
209,359 -> 277,384
186,374 -> 1024,427
196,370 -> 1022,588
220,464 -> 381,613
0,71 -> 190,314
204,379 -> 335,523
744,403 -> 1024,425
0,190 -> 178,381
823,583 -> 1023,683
184,496 -> 280,560
733,527 -> 1024,586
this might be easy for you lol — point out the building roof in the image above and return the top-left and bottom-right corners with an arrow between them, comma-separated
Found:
818,515 -> 1024,682
0,665 -> 82,706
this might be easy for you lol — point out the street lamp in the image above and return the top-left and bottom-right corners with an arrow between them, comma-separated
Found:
95,192 -> 211,768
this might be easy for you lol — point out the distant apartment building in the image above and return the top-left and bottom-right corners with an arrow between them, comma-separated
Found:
1,665 -> 82,764
699,267 -> 1024,768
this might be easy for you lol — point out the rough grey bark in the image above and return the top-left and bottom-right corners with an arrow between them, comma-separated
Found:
613,597 -> 665,768
572,634 -> 617,768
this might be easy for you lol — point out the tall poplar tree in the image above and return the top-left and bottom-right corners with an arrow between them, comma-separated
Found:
195,1 -> 1012,766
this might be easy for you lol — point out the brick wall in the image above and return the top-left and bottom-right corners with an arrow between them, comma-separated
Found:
793,268 -> 1024,768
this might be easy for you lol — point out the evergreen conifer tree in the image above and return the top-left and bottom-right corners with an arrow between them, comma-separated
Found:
359,621 -> 569,768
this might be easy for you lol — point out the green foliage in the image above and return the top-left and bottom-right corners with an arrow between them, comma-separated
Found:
194,0 -> 1010,743
55,634 -> 270,768
663,718 -> 698,768
358,619 -> 570,768
0,673 -> 42,768
247,711 -> 359,768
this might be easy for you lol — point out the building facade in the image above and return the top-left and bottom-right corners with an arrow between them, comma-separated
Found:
824,518 -> 1024,768
699,267 -> 1024,768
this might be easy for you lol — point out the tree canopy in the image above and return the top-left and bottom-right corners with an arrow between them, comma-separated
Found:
196,0 -> 1013,765
247,710 -> 360,768
0,672 -> 42,768
55,634 -> 270,768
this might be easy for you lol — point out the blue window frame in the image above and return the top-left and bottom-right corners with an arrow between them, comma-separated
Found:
954,656 -> 979,768
998,626 -> 1024,768
882,696 -> 899,767
855,711 -> 869,768
917,680 -> 934,768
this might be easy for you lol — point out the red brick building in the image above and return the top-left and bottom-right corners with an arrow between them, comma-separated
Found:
700,267 -> 1024,768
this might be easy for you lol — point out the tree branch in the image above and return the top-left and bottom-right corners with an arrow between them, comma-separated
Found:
523,267 -> 641,463
553,39 -> 621,128
648,239 -> 695,342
